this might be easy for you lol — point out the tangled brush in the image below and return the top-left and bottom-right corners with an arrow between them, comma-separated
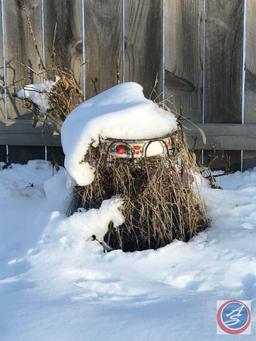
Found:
14,1 -> 84,132
17,69 -> 84,132
46,68 -> 84,132
70,127 -> 209,252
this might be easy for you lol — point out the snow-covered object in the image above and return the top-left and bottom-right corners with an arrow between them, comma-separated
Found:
57,196 -> 124,244
17,77 -> 60,113
61,82 -> 177,186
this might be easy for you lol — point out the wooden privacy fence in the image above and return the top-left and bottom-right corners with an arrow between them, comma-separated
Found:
0,0 -> 256,169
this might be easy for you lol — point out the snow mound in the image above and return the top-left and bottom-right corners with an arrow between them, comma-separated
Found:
61,82 -> 177,186
17,77 -> 59,113
0,160 -> 52,199
23,168 -> 256,301
2,163 -> 256,339
56,196 -> 124,245
43,168 -> 74,211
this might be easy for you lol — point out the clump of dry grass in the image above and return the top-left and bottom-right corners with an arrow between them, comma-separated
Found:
13,1 -> 84,131
13,66 -> 84,131
46,68 -> 84,132
70,127 -> 209,252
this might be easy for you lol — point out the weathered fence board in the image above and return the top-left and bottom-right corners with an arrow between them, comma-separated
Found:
84,0 -> 121,98
245,0 -> 256,122
165,0 -> 203,122
8,145 -> 45,164
202,150 -> 241,171
0,0 -> 256,170
185,123 -> 256,150
244,0 -> 256,168
125,0 -> 161,97
4,0 -> 43,119
1,120 -> 256,152
44,0 -> 84,88
0,120 -> 58,146
0,145 -> 6,161
47,146 -> 64,165
0,0 -> 4,120
204,0 -> 243,123
243,151 -> 256,169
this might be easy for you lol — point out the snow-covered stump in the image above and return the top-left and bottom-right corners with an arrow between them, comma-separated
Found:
62,83 -> 208,252
70,128 -> 208,252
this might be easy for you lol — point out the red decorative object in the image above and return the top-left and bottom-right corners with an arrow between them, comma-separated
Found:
116,145 -> 126,154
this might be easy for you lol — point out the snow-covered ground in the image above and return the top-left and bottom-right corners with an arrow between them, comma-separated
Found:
0,160 -> 256,340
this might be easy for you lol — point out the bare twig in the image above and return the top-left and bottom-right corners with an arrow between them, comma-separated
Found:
20,0 -> 46,72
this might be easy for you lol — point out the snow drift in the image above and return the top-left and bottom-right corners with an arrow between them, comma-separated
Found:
61,82 -> 177,186
1,161 -> 256,339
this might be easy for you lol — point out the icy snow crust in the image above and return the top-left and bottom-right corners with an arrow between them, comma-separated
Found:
1,162 -> 256,339
61,82 -> 177,186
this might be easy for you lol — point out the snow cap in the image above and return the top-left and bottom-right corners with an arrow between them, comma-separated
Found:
61,82 -> 177,186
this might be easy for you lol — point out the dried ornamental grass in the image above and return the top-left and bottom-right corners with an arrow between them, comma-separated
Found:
70,127 -> 209,252
47,68 -> 84,132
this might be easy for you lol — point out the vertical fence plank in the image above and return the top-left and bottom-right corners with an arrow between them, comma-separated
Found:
44,0 -> 83,89
0,145 -> 5,161
84,0 -> 121,99
0,0 -> 7,162
203,150 -> 242,171
0,0 -> 4,120
4,0 -> 43,119
125,0 -> 161,97
165,0 -> 203,121
47,146 -> 64,165
204,0 -> 244,123
5,0 -> 43,119
8,145 -> 45,164
245,0 -> 256,122
243,0 -> 256,169
243,151 -> 256,169
4,0 -> 44,160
